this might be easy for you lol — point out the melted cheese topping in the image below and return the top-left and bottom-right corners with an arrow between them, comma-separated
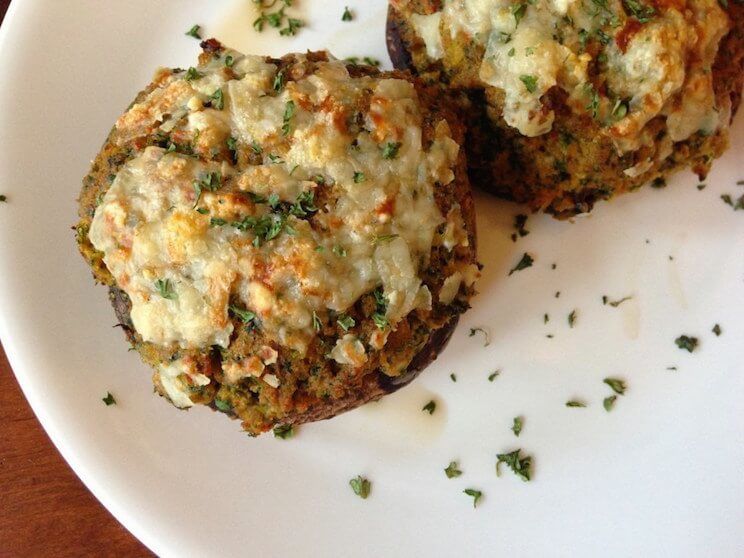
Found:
426,0 -> 730,150
90,53 -> 460,359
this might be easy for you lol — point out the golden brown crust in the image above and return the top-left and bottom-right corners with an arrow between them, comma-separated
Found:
387,2 -> 744,217
76,43 -> 477,435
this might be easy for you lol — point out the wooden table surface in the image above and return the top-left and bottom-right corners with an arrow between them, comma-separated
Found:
0,2 -> 150,556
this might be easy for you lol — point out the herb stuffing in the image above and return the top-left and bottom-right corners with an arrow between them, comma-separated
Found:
566,400 -> 586,408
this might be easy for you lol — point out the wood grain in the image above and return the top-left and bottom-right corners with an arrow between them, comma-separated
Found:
0,1 -> 151,556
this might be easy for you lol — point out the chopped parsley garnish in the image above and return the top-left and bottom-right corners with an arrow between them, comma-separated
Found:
508,47 -> 516,56
496,449 -> 532,481
273,424 -> 294,439
675,335 -> 698,353
469,327 -> 491,347
511,416 -> 523,437
508,253 -> 534,275
422,400 -> 436,415
450,373 -> 457,382
229,305 -> 257,324
337,315 -> 356,331
721,194 -> 744,210
488,370 -> 500,382
511,2 -> 528,25
519,74 -> 538,93
0,194 -> 6,203
312,311 -> 322,332
353,171 -> 366,183
349,475 -> 371,499
184,66 -> 202,81
463,488 -> 483,508
555,291 -> 561,298
210,217 -> 227,227
651,177 -> 667,189
282,100 -> 296,136
604,295 -> 633,307
102,392 -> 116,406
332,244 -> 347,257
210,88 -> 224,110
544,313 -> 549,324
185,24 -> 202,39
154,278 -> 177,300
611,99 -> 628,120
231,213 -> 287,245
712,324 -> 722,336
584,84 -> 600,119
603,395 -> 617,412
566,400 -> 587,407
193,171 -> 221,207
372,289 -> 388,330
445,461 -> 463,478
381,142 -> 402,159
568,310 -> 577,328
697,183 -> 706,191
622,0 -> 656,23
666,366 -> 678,371
603,377 -> 626,395
342,6 -> 353,21
224,54 -> 235,67
226,136 -> 238,152
251,141 -> 263,155
214,399 -> 232,413
273,70 -> 286,92
253,0 -> 303,36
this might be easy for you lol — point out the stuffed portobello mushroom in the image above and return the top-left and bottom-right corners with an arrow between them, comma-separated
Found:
75,42 -> 478,436
388,0 -> 744,217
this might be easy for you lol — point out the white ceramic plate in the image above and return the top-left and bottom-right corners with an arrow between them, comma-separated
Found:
1,1 -> 743,556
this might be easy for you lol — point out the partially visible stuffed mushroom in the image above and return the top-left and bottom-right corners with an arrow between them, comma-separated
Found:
388,0 -> 744,216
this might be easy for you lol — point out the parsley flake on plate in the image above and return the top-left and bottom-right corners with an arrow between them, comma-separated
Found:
568,309 -> 577,327
102,392 -> 116,406
422,400 -> 436,415
342,6 -> 353,21
511,416 -> 523,437
496,449 -> 532,481
712,324 -> 722,336
508,253 -> 534,275
603,395 -> 617,411
488,370 -> 500,382
185,24 -> 202,39
603,377 -> 626,395
349,476 -> 371,499
445,461 -> 463,478
273,424 -> 294,439
463,488 -> 483,508
675,335 -> 698,353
